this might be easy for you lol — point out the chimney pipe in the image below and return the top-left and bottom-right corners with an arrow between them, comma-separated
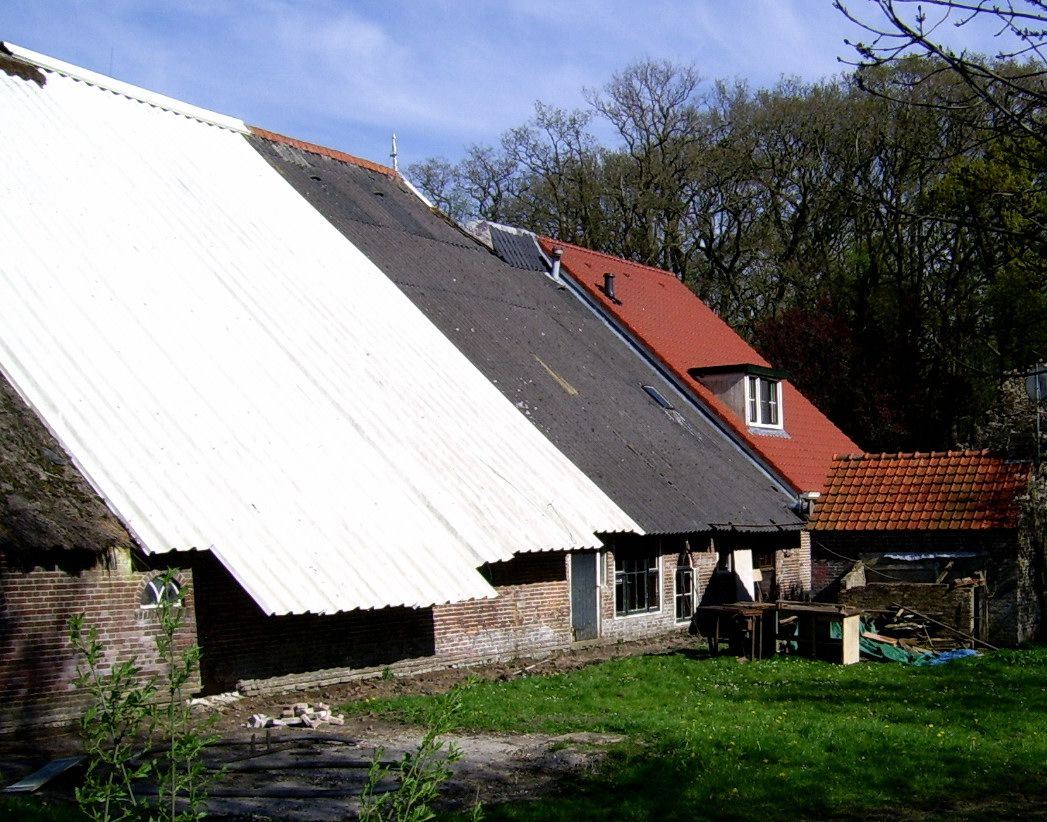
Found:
799,491 -> 820,519
550,247 -> 563,282
603,272 -> 617,302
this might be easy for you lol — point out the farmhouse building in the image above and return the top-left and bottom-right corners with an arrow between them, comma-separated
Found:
808,450 -> 1039,645
247,130 -> 805,647
1,43 -> 807,728
0,43 -> 638,727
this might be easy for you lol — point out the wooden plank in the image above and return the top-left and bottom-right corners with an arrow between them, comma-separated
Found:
3,757 -> 84,793
841,615 -> 861,665
890,602 -> 1000,651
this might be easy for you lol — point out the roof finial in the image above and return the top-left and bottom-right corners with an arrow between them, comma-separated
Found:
390,132 -> 399,174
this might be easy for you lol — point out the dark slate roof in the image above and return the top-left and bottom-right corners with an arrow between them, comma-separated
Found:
489,225 -> 548,271
248,135 -> 802,534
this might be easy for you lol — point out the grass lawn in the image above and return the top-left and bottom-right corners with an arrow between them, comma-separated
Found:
344,647 -> 1047,820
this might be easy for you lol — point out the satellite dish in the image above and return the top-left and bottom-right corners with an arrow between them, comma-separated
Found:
1027,369 -> 1047,402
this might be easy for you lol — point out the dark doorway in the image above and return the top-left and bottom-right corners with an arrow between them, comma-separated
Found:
571,552 -> 598,641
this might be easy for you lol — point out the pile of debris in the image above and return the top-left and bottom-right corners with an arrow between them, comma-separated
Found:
858,602 -> 995,665
245,702 -> 346,729
188,691 -> 243,712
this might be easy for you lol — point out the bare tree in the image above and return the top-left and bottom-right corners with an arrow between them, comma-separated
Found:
835,0 -> 1047,146
406,157 -> 469,221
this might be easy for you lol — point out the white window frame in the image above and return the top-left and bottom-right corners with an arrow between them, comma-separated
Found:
674,564 -> 695,622
745,375 -> 783,429
140,576 -> 182,610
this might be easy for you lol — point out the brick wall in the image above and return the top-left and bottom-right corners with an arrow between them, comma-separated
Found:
190,554 -> 435,693
597,537 -> 715,641
839,582 -> 975,633
432,552 -> 570,662
778,531 -> 812,595
0,548 -> 196,733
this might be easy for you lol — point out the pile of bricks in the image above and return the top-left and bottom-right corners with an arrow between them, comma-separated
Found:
245,701 -> 346,729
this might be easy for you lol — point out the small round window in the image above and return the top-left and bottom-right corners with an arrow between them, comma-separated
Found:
140,577 -> 182,609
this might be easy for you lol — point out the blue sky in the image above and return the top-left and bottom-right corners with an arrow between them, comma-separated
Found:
0,1 -> 1017,169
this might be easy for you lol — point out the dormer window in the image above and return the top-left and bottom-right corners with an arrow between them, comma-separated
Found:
746,375 -> 781,428
688,363 -> 789,433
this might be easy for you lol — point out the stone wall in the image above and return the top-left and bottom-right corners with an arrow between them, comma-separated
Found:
191,554 -> 435,693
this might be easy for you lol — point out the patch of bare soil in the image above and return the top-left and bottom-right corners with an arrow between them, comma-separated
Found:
199,720 -> 623,820
0,636 -> 686,819
207,633 -> 693,736
194,635 -> 686,818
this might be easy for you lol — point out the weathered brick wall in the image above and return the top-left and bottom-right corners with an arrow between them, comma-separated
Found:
596,538 -> 711,642
692,550 -> 719,606
0,549 -> 196,733
809,531 -> 877,599
432,552 -> 571,662
190,554 -> 435,693
777,531 -> 812,596
778,529 -> 808,594
839,583 -> 975,633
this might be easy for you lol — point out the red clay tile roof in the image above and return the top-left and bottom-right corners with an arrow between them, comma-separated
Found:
249,126 -> 396,178
541,237 -> 859,493
809,450 -> 1031,531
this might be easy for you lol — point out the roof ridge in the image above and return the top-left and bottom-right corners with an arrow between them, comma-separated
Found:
1,41 -> 247,133
841,448 -> 1008,461
541,236 -> 681,279
249,126 -> 396,178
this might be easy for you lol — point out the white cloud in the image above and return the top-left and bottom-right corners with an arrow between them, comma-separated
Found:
0,0 -> 1024,166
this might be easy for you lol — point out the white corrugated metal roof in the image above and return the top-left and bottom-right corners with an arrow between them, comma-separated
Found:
0,44 -> 641,615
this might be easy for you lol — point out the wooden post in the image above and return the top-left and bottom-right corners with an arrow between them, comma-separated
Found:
841,614 -> 860,665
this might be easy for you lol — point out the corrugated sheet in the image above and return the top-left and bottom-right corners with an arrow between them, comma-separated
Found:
251,137 -> 803,534
489,226 -> 548,271
0,49 -> 641,616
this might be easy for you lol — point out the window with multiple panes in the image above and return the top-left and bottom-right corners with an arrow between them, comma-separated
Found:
140,576 -> 182,609
674,566 -> 694,621
746,375 -> 781,427
615,554 -> 659,616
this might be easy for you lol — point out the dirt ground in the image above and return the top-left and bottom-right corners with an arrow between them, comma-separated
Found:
211,633 -> 693,734
0,634 -> 690,819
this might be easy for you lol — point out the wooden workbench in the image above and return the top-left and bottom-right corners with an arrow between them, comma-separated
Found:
693,601 -> 862,664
